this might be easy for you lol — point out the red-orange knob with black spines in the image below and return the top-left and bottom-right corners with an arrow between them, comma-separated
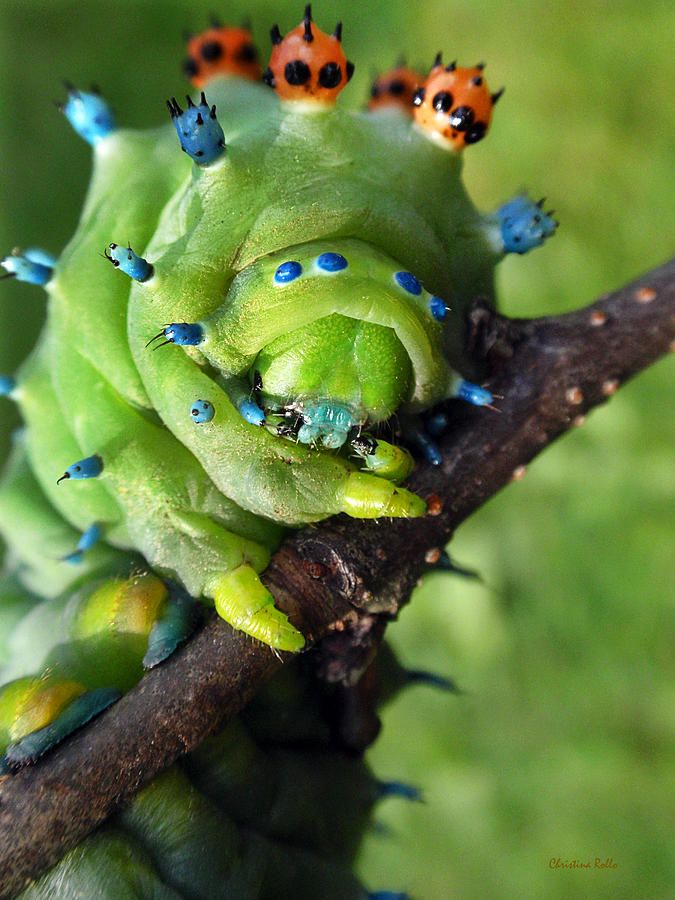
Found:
368,65 -> 424,115
184,21 -> 262,87
413,55 -> 503,150
263,5 -> 354,104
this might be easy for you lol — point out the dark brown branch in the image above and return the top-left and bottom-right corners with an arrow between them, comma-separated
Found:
0,258 -> 673,897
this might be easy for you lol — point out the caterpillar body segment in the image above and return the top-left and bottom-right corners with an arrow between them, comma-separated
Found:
0,573 -> 198,768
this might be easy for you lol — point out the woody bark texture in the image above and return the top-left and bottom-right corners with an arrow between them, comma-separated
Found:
0,257 -> 673,898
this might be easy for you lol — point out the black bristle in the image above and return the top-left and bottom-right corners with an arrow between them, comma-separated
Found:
303,8 -> 313,43
167,97 -> 184,118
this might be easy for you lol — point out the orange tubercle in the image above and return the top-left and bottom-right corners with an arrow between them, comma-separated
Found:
368,65 -> 424,115
263,5 -> 354,105
413,57 -> 503,150
184,25 -> 262,87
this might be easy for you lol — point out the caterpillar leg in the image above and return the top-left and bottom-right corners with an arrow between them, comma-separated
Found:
209,564 -> 305,653
1,685 -> 120,771
349,436 -> 415,484
0,668 -> 119,771
340,471 -> 426,518
0,573 -> 201,769
143,582 -> 199,668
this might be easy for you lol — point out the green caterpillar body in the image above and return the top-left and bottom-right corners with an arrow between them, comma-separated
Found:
0,11 -> 555,771
3,83 -> 492,640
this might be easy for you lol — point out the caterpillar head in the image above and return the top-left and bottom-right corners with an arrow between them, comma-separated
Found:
413,57 -> 504,150
263,4 -> 354,105
369,65 -> 424,115
183,21 -> 262,86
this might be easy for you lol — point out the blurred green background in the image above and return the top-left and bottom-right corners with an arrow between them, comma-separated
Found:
0,1 -> 673,898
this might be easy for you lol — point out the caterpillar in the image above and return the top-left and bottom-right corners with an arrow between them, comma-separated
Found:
5,630 -> 436,899
0,8 -> 556,784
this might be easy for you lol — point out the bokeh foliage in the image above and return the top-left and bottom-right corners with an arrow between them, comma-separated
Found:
0,2 -> 673,898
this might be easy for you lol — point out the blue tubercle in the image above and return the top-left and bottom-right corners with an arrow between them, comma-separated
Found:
238,399 -> 265,426
405,668 -> 460,693
394,271 -> 422,296
105,243 -> 153,282
367,893 -> 412,900
146,322 -> 204,349
190,399 -> 215,424
497,194 -> 558,254
454,379 -> 494,407
62,522 -> 102,565
60,85 -> 116,146
56,454 -> 103,484
167,92 -> 225,165
1,248 -> 54,285
424,410 -> 449,436
429,296 -> 447,320
401,420 -> 442,466
316,251 -> 348,272
376,780 -> 423,802
0,376 -> 16,397
23,248 -> 57,268
274,260 -> 303,284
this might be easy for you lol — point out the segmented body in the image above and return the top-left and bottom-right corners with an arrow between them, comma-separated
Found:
0,8 -> 556,771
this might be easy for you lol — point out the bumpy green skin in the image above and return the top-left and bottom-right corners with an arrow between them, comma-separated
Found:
0,75 -> 498,652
